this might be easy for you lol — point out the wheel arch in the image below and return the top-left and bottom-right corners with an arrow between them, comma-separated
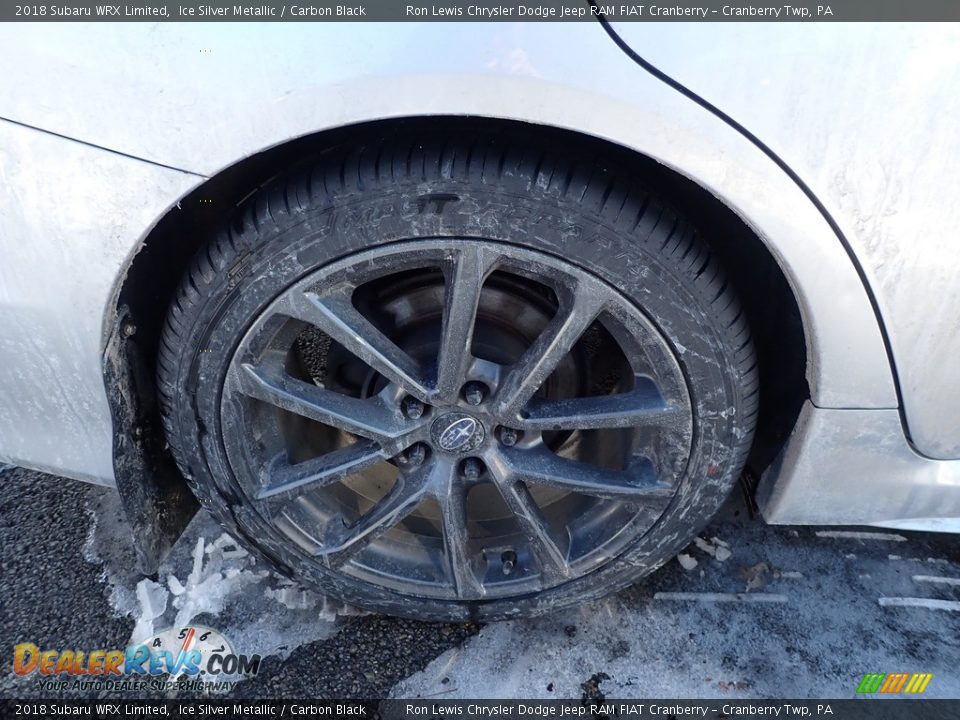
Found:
102,115 -> 834,570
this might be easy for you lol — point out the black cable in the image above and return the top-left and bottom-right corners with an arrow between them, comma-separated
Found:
588,3 -> 915,448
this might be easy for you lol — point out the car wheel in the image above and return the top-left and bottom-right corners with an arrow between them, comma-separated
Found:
157,132 -> 758,621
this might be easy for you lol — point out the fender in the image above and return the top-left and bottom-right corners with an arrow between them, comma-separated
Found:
606,20 -> 960,459
0,23 -> 898,522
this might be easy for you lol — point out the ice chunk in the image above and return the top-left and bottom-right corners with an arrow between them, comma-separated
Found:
694,537 -> 716,557
131,578 -> 169,641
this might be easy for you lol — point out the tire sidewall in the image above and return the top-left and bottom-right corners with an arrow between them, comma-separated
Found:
168,172 -> 751,621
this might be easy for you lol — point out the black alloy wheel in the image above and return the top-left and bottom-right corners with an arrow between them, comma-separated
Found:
158,131 -> 758,620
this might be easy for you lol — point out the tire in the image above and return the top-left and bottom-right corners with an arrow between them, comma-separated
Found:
157,131 -> 758,621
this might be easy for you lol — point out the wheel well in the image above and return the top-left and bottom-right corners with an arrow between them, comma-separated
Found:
109,117 -> 808,568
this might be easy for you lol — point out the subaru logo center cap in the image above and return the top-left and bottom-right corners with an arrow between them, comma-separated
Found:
431,412 -> 485,454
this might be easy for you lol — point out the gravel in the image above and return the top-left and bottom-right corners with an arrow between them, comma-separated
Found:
0,468 -> 135,695
0,468 -> 477,700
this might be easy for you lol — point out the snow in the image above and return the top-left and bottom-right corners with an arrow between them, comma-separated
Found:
654,592 -> 788,603
816,530 -> 907,542
878,597 -> 960,612
131,579 -> 168,642
693,537 -> 715,556
692,536 -> 732,562
165,534 -> 269,633
82,490 -> 361,665
392,502 -> 960,700
912,575 -> 960,586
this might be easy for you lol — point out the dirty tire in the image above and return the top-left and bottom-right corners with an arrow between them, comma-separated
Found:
157,131 -> 758,621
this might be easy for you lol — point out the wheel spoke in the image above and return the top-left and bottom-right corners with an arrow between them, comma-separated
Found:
436,461 -> 485,599
276,289 -> 432,401
499,445 -> 673,500
256,440 -> 386,508
435,246 -> 497,402
496,479 -> 571,586
494,281 -> 607,419
319,462 -> 434,565
519,378 -> 683,431
233,363 -> 411,448
223,239 -> 697,602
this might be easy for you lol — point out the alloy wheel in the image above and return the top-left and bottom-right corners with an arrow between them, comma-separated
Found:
220,239 -> 694,601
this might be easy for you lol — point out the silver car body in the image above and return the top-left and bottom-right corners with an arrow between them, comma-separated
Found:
0,22 -> 957,531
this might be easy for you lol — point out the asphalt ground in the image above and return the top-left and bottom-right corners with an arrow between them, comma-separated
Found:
1,465 -> 958,700
0,467 -> 478,700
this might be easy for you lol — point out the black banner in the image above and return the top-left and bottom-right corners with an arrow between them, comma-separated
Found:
3,0 -> 960,23
2,700 -> 959,720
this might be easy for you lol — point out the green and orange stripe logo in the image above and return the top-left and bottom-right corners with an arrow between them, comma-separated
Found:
856,672 -> 933,694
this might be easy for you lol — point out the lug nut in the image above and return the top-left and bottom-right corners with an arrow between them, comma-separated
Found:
463,381 -> 487,406
498,427 -> 520,447
399,443 -> 427,467
501,550 -> 518,576
462,457 -> 484,481
402,396 -> 425,419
